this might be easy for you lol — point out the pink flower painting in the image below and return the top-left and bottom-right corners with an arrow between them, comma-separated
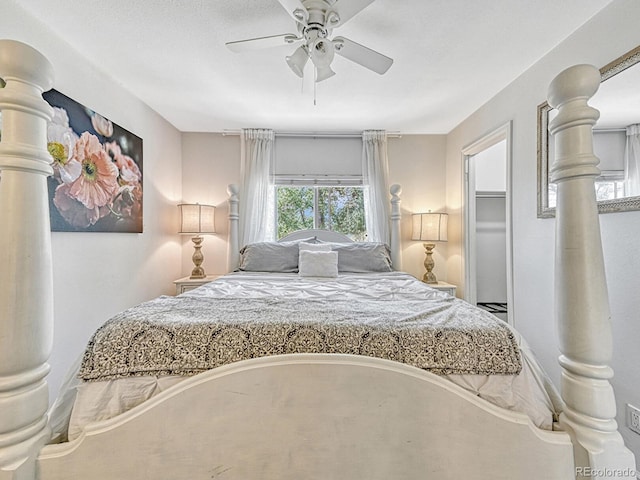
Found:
68,132 -> 119,210
43,89 -> 143,232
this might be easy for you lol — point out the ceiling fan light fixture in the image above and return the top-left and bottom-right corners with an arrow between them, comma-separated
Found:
286,45 -> 309,78
228,0 -> 393,86
315,64 -> 335,82
309,38 -> 336,82
310,38 -> 335,68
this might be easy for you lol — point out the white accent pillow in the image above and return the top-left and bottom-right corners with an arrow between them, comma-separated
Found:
299,242 -> 332,252
298,250 -> 339,277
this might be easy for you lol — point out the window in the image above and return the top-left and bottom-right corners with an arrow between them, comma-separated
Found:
595,170 -> 625,201
548,170 -> 625,208
273,136 -> 369,240
276,185 -> 366,240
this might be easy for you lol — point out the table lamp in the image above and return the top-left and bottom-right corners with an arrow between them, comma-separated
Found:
178,203 -> 216,279
412,212 -> 448,284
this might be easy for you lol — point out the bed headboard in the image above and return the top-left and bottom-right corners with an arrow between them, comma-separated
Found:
279,229 -> 353,243
226,184 -> 403,272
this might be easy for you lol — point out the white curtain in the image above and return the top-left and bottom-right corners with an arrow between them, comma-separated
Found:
239,128 -> 275,245
362,130 -> 390,244
624,124 -> 640,197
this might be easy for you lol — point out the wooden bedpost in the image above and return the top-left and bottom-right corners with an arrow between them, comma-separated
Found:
389,184 -> 402,271
0,40 -> 55,479
227,183 -> 239,272
548,64 -> 636,478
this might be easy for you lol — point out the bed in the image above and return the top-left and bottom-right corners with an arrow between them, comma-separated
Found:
0,40 -> 636,480
49,268 -> 560,443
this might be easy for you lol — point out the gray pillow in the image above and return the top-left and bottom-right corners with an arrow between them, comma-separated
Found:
320,242 -> 393,272
238,237 -> 316,272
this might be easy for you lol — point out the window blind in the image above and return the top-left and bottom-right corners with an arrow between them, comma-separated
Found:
274,136 -> 362,178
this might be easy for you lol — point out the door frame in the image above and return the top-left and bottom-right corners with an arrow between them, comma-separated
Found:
462,122 -> 514,326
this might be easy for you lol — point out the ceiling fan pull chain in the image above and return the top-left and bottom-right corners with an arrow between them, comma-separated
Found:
314,66 -> 317,106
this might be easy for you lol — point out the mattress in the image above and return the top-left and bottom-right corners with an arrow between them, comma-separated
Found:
48,272 -> 562,442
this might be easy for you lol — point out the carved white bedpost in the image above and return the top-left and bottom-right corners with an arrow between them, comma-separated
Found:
227,183 -> 239,272
548,64 -> 635,478
389,184 -> 402,271
0,40 -> 55,479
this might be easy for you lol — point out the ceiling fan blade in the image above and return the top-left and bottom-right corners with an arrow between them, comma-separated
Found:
326,0 -> 375,27
333,36 -> 393,75
276,0 -> 309,24
226,34 -> 300,53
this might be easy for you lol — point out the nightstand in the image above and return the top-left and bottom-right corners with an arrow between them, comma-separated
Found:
173,274 -> 221,294
426,281 -> 457,297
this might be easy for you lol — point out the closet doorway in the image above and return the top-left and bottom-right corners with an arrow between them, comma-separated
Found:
463,123 -> 513,325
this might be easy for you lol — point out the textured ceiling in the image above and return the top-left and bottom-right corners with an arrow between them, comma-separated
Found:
14,0 -> 614,134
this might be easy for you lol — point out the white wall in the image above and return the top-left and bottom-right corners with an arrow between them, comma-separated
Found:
180,133 -> 448,281
1,3 -> 183,401
181,133 -> 240,276
388,135 -> 448,281
445,0 -> 640,459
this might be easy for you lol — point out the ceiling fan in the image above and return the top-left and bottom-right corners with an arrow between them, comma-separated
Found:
226,0 -> 393,83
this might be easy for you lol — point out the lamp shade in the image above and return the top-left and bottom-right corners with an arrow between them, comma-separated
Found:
286,45 -> 309,78
315,64 -> 336,82
178,203 -> 216,234
310,38 -> 335,68
310,38 -> 335,82
412,212 -> 448,242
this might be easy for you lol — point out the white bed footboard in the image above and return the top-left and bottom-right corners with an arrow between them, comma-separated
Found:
38,355 -> 574,480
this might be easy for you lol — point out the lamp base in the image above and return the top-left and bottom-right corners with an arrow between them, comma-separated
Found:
190,235 -> 206,279
422,272 -> 437,284
190,268 -> 206,280
422,243 -> 437,284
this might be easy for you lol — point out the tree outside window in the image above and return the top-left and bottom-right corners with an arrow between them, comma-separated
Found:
276,186 -> 366,240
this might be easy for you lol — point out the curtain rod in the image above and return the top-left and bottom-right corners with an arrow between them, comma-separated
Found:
594,127 -> 627,133
476,190 -> 506,198
221,130 -> 402,138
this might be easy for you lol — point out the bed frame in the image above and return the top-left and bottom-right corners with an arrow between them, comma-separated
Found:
0,40 -> 635,480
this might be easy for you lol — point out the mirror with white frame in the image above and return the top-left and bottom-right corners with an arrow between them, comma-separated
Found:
537,45 -> 640,218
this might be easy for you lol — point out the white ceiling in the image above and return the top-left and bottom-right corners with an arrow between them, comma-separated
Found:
14,0 -> 614,134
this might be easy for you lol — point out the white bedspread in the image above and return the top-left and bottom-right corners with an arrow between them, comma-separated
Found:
49,272 -> 562,442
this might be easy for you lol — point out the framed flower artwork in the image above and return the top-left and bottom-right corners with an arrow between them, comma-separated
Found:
43,89 -> 143,232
